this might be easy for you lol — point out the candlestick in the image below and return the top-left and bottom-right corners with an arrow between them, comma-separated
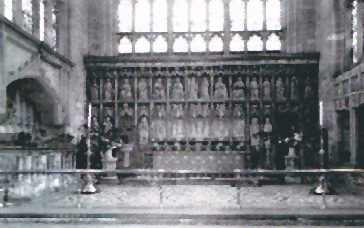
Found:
319,101 -> 323,127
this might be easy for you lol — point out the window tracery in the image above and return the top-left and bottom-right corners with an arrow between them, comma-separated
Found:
116,0 -> 282,54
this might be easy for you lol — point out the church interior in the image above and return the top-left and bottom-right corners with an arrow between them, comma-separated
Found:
0,0 -> 364,227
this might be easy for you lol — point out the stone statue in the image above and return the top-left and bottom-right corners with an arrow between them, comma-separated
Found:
213,104 -> 228,139
263,78 -> 271,100
104,78 -> 113,101
120,78 -> 133,100
171,78 -> 184,100
91,116 -> 100,134
189,104 -> 199,138
276,77 -> 285,101
171,104 -> 184,139
201,104 -> 210,138
214,78 -> 227,100
304,78 -> 313,100
200,77 -> 210,99
138,78 -> 148,100
138,116 -> 149,145
151,105 -> 166,140
153,78 -> 165,100
90,79 -> 98,101
120,103 -> 133,131
250,77 -> 259,100
189,77 -> 198,100
232,106 -> 245,140
103,115 -> 113,140
232,78 -> 245,100
250,117 -> 260,147
290,76 -> 299,100
139,105 -> 148,117
263,117 -> 273,134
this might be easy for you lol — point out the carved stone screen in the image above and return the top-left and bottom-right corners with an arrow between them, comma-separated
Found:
85,54 -> 319,171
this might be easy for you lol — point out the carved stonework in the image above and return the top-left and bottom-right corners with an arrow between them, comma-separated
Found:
120,78 -> 133,100
232,78 -> 245,100
104,79 -> 113,101
250,77 -> 259,100
138,78 -> 148,100
214,78 -> 227,100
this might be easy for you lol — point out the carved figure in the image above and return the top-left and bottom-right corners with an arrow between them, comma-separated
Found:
138,78 -> 148,100
214,78 -> 227,100
90,80 -> 98,101
171,78 -> 184,100
250,77 -> 259,100
120,79 -> 133,100
104,79 -> 113,101
304,78 -> 313,100
263,78 -> 271,100
276,77 -> 285,101
171,104 -> 184,139
189,104 -> 199,138
151,105 -> 166,140
91,116 -> 100,133
232,78 -> 245,100
139,116 -> 149,144
103,116 -> 113,140
200,77 -> 210,99
120,103 -> 133,131
263,117 -> 273,134
189,77 -> 198,99
213,104 -> 228,138
250,117 -> 260,147
233,106 -> 245,140
290,76 -> 299,100
153,78 -> 165,100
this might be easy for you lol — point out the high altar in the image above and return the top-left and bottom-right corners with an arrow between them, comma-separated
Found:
85,53 -> 319,171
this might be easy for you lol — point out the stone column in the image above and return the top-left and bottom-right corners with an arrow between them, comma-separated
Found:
43,0 -> 53,45
13,0 -> 23,26
32,0 -> 40,39
349,108 -> 358,165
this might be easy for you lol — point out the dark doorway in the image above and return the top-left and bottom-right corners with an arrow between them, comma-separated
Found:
357,105 -> 364,167
337,110 -> 351,165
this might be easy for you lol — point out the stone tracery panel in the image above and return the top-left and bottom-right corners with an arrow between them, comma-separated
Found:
86,55 -> 319,171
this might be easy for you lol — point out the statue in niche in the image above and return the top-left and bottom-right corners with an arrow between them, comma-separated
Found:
304,78 -> 313,100
90,79 -> 98,101
171,78 -> 184,100
250,117 -> 260,147
151,105 -> 166,140
232,106 -> 245,140
201,104 -> 210,138
251,104 -> 259,115
213,104 -> 228,139
200,77 -> 210,99
120,103 -> 133,131
171,104 -> 184,139
263,78 -> 271,100
153,78 -> 165,100
90,116 -> 100,134
103,115 -> 113,140
104,108 -> 113,119
138,116 -> 149,145
263,117 -> 273,135
232,78 -> 245,100
139,105 -> 148,117
276,77 -> 286,101
104,79 -> 113,101
290,76 -> 299,100
189,104 -> 199,139
250,77 -> 259,100
120,79 -> 133,100
138,78 -> 148,100
214,78 -> 227,100
189,77 -> 198,100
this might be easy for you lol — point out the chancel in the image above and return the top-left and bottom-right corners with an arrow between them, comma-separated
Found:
0,0 -> 364,227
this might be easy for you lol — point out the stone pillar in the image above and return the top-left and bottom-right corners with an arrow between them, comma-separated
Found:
32,0 -> 40,39
350,108 -> 358,165
13,0 -> 23,26
0,1 -> 4,17
43,0 -> 53,45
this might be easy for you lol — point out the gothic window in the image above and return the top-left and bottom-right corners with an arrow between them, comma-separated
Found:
209,0 -> 224,31
40,0 -> 45,41
118,37 -> 133,53
153,0 -> 167,32
135,36 -> 150,53
117,0 -> 282,53
22,0 -> 33,33
173,36 -> 189,52
230,34 -> 245,51
247,35 -> 263,51
4,0 -> 13,21
173,0 -> 188,32
191,35 -> 206,52
49,7 -> 57,48
191,0 -> 207,32
209,35 -> 223,52
153,35 -> 167,53
118,0 -> 132,32
352,0 -> 359,63
266,33 -> 281,51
